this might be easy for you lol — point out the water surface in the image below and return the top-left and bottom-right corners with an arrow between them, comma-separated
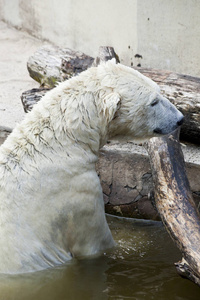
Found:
0,216 -> 200,300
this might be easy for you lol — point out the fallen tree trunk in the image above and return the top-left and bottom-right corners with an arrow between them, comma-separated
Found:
22,46 -> 120,112
27,45 -> 95,87
146,129 -> 200,286
27,45 -> 119,88
21,88 -> 51,113
92,46 -> 120,66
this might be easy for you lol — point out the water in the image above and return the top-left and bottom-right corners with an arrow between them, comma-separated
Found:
0,216 -> 200,300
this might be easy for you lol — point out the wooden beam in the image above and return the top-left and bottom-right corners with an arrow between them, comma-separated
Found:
145,129 -> 200,286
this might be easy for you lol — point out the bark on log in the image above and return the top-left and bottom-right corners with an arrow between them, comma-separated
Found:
27,45 -> 119,88
136,68 -> 200,144
21,88 -> 51,113
27,45 -> 94,87
22,46 -> 120,112
0,126 -> 12,145
145,129 -> 200,286
92,46 -> 120,66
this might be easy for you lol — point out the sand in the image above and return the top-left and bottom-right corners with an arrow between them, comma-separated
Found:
0,21 -> 50,129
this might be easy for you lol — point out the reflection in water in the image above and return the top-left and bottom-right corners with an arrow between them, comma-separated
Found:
0,216 -> 200,300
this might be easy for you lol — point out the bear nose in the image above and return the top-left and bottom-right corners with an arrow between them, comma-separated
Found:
177,116 -> 184,126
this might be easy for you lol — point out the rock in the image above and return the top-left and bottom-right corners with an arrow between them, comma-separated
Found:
97,149 -> 153,206
97,141 -> 200,220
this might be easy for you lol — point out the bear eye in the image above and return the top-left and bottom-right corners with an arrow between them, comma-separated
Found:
151,99 -> 159,107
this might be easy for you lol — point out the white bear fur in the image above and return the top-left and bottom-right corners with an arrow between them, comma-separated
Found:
0,61 -> 183,273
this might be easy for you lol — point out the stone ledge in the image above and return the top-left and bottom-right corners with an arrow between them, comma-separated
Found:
97,140 -> 200,220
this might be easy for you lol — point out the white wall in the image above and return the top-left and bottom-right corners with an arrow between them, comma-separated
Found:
137,0 -> 200,76
1,0 -> 200,77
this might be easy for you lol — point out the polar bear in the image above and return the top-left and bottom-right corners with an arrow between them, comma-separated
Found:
0,61 -> 183,274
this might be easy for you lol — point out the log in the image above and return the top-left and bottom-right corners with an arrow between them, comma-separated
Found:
145,129 -> 200,286
27,45 -> 119,88
136,68 -> 200,144
92,46 -> 120,66
0,126 -> 12,145
22,46 -> 120,112
21,88 -> 51,113
27,45 -> 94,87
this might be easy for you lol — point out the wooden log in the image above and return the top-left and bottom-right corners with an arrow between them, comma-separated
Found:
92,46 -> 120,66
27,45 -> 94,87
0,126 -> 12,145
21,88 -> 51,113
27,45 -> 119,88
145,129 -> 200,286
136,68 -> 200,144
23,46 -> 120,111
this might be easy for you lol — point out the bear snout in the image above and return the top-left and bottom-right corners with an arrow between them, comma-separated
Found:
153,128 -> 163,134
153,114 -> 184,135
177,116 -> 184,126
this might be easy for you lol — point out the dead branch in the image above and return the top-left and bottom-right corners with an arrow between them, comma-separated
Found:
145,129 -> 200,286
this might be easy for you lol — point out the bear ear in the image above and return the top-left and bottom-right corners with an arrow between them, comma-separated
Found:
102,92 -> 121,124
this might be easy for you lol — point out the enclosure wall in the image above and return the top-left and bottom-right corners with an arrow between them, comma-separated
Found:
0,0 -> 199,76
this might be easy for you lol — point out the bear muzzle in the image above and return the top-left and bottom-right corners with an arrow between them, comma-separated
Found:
153,115 -> 184,135
177,116 -> 184,126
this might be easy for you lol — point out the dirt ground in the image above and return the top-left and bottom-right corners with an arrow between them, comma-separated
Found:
0,21 -> 50,129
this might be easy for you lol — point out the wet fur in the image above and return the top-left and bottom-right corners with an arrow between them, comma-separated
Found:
0,61 -> 183,273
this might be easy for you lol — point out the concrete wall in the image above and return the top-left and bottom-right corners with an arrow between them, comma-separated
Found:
137,0 -> 200,77
0,0 -> 200,77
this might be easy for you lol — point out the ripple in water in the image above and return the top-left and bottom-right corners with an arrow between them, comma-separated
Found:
0,216 -> 200,300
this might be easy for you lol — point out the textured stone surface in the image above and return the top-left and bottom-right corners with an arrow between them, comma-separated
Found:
97,141 -> 200,220
97,149 -> 153,206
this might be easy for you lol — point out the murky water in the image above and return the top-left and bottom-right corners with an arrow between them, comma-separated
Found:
0,215 -> 200,300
